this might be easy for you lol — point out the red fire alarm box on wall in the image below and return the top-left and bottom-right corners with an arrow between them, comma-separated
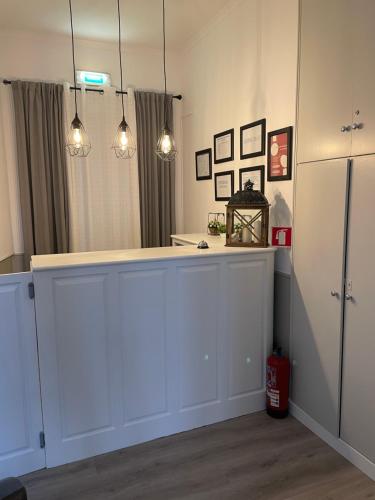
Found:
272,227 -> 292,247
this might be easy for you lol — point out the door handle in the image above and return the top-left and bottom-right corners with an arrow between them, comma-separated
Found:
341,125 -> 351,132
345,293 -> 353,301
351,122 -> 363,130
330,290 -> 339,297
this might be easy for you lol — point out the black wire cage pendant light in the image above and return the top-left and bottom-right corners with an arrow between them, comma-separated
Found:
112,0 -> 136,159
156,0 -> 177,162
66,0 -> 91,157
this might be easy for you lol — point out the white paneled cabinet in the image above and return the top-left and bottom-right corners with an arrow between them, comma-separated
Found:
0,273 -> 45,479
298,0 -> 352,163
33,251 -> 274,468
291,159 -> 349,435
340,156 -> 375,463
298,0 -> 375,163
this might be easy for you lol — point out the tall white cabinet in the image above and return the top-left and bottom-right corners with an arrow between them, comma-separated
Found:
292,0 -> 375,478
297,0 -> 375,164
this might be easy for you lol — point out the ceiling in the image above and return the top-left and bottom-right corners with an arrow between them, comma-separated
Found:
0,0 -> 235,49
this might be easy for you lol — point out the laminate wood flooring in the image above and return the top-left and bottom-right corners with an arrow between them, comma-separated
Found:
22,412 -> 375,499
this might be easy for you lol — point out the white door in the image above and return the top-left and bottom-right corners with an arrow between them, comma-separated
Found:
0,273 -> 45,479
291,159 -> 349,435
297,0 -> 353,163
340,155 -> 375,461
350,0 -> 375,156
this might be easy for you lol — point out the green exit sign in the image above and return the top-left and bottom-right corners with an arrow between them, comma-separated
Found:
76,70 -> 111,87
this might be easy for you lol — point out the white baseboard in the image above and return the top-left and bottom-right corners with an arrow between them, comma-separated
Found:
290,401 -> 375,481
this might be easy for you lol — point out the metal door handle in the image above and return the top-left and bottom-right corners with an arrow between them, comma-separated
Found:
345,293 -> 353,301
341,125 -> 351,132
352,122 -> 363,130
330,290 -> 339,297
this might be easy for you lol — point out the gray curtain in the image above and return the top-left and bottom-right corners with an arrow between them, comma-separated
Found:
135,91 -> 176,247
12,81 -> 69,257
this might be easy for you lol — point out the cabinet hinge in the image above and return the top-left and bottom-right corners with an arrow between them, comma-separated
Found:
39,431 -> 45,449
28,282 -> 35,300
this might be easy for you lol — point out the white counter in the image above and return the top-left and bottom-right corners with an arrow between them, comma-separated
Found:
31,242 -> 275,469
31,243 -> 275,271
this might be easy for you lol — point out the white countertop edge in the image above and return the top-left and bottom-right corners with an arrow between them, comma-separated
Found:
31,245 -> 276,272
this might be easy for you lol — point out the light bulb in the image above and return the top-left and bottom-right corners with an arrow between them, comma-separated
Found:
66,113 -> 91,157
112,118 -> 136,159
73,127 -> 82,147
120,130 -> 128,149
156,126 -> 177,161
161,133 -> 172,154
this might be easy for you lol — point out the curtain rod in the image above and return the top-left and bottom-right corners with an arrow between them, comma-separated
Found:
2,80 -> 182,100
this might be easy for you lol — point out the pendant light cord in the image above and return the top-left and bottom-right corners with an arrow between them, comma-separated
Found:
117,0 -> 126,120
69,0 -> 78,115
162,0 -> 168,128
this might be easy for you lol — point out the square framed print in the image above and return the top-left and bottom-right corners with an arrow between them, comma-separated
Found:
195,148 -> 212,180
239,165 -> 265,193
240,118 -> 266,159
214,129 -> 234,164
214,170 -> 234,201
267,126 -> 293,181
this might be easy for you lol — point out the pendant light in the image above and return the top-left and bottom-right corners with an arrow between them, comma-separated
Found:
66,0 -> 91,157
156,0 -> 177,162
112,0 -> 136,159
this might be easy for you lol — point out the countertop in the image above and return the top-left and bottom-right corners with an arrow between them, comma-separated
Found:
31,244 -> 275,272
171,233 -> 227,246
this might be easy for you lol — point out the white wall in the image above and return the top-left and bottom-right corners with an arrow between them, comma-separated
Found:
181,0 -> 299,274
0,29 -> 182,93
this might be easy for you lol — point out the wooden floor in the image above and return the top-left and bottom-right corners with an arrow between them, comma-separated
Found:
22,412 -> 375,500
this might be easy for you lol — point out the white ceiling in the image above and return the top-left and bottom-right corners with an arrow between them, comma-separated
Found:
0,0 -> 235,49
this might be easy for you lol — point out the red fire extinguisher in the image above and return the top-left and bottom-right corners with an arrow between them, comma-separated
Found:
266,348 -> 290,418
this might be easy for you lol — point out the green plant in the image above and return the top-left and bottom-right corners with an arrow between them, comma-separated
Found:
218,223 -> 226,234
208,220 -> 221,230
234,222 -> 243,233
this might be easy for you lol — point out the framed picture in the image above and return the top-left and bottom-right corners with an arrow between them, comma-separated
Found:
195,148 -> 212,180
214,170 -> 234,201
239,165 -> 265,193
214,129 -> 234,164
267,126 -> 293,181
240,118 -> 266,159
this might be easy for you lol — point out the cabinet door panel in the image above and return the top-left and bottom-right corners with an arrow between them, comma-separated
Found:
341,155 -> 375,460
0,273 -> 45,478
291,159 -> 348,435
227,261 -> 265,398
351,0 -> 375,156
177,264 -> 220,410
297,0 -> 352,163
120,269 -> 168,423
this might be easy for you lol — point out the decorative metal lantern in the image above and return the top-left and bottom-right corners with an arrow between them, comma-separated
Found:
226,180 -> 270,247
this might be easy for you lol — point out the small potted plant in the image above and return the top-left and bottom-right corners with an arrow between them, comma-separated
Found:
219,222 -> 227,239
207,220 -> 221,235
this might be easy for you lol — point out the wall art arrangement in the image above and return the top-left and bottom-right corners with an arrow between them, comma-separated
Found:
195,148 -> 212,180
214,128 -> 234,164
194,119 -> 293,202
267,126 -> 293,181
240,119 -> 266,159
239,165 -> 265,193
214,170 -> 234,201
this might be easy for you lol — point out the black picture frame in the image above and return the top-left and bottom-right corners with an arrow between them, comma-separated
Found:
267,126 -> 293,182
239,165 -> 265,193
214,128 -> 234,164
195,148 -> 212,181
214,170 -> 234,201
240,118 -> 266,160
